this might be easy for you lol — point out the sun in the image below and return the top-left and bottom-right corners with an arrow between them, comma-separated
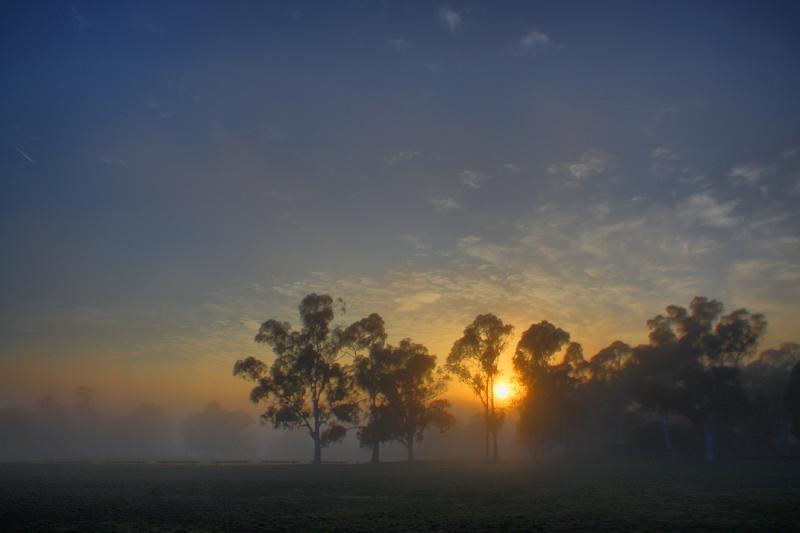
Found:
494,382 -> 513,401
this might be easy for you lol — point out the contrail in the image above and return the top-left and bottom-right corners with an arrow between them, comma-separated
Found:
15,146 -> 35,164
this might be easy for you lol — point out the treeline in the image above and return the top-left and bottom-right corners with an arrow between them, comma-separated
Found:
235,294 -> 800,463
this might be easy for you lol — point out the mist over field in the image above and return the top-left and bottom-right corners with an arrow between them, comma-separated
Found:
0,392 -> 521,462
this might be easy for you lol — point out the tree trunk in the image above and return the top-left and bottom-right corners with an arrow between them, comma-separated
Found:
492,429 -> 499,462
660,410 -> 673,454
703,419 -> 715,462
490,380 -> 499,462
371,442 -> 380,464
484,406 -> 490,462
312,408 -> 322,464
407,438 -> 414,462
312,430 -> 322,464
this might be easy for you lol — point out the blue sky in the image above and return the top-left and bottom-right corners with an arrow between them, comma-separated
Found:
1,0 -> 799,409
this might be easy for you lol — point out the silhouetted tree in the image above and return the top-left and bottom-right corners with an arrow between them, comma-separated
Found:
513,321 -> 573,459
584,341 -> 634,452
73,385 -> 96,419
786,361 -> 800,441
339,313 -> 390,462
379,339 -> 453,461
447,314 -> 513,462
233,294 -> 360,463
743,343 -> 800,448
633,297 -> 766,461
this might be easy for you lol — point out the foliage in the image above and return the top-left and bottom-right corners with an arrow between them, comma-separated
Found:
233,294 -> 359,463
447,314 -> 513,461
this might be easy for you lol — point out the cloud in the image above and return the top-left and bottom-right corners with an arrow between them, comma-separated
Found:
390,38 -> 409,51
395,292 -> 442,312
729,164 -> 770,186
385,151 -> 419,165
518,29 -> 552,56
547,149 -> 612,187
457,236 -> 512,265
650,146 -> 680,176
676,191 -> 738,228
429,196 -> 460,210
459,170 -> 484,189
439,7 -> 462,34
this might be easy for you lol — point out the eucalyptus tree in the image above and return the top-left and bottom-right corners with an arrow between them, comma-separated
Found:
447,314 -> 513,462
512,320 -> 572,457
339,313 -> 390,462
380,339 -> 453,461
787,361 -> 800,441
233,294 -> 360,463
634,297 -> 766,461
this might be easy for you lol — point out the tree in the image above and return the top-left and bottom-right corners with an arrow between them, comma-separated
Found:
233,294 -> 360,463
786,361 -> 800,441
513,321 -> 573,458
447,314 -> 513,462
182,401 -> 255,458
634,297 -> 766,461
742,343 -> 800,448
379,339 -> 453,461
584,341 -> 634,452
339,313 -> 391,462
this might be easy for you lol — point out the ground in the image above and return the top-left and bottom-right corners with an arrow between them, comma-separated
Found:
1,458 -> 798,531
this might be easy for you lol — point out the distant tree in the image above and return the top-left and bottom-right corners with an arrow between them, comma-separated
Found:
339,313 -> 390,462
379,339 -> 453,461
233,294 -> 360,463
447,314 -> 513,462
786,361 -> 800,441
73,385 -> 96,419
182,401 -> 254,458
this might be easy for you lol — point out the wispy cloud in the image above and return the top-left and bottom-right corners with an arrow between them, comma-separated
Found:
395,291 -> 441,312
439,7 -> 462,34
650,146 -> 680,176
518,29 -> 553,56
429,196 -> 460,210
385,151 -> 419,165
729,164 -> 770,186
676,191 -> 738,228
547,149 -> 612,187
459,170 -> 484,189
390,38 -> 409,51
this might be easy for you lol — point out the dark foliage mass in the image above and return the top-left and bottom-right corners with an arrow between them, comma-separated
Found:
511,297 -> 796,462
235,294 -> 798,463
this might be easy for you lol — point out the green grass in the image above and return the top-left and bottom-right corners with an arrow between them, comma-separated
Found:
1,458 -> 798,531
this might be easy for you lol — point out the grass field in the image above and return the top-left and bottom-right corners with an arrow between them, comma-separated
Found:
1,458 -> 798,531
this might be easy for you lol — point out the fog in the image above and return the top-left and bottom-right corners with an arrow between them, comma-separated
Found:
0,387 -> 521,462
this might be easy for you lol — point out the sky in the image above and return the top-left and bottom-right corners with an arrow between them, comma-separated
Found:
1,0 -> 800,416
